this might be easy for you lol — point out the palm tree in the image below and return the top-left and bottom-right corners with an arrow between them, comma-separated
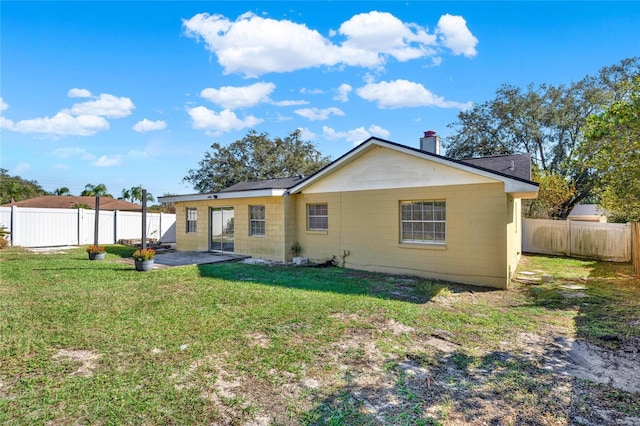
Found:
53,187 -> 71,196
123,185 -> 154,204
81,183 -> 112,197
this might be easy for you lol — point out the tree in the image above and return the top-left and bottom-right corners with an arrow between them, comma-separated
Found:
581,76 -> 640,222
81,183 -> 112,198
444,57 -> 639,219
184,129 -> 332,193
120,185 -> 155,204
53,187 -> 71,196
0,169 -> 47,204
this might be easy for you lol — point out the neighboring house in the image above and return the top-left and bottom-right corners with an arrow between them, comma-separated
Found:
567,204 -> 608,222
1,195 -> 142,211
159,133 -> 539,289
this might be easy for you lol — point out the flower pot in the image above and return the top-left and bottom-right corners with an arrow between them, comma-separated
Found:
135,259 -> 154,272
89,252 -> 106,260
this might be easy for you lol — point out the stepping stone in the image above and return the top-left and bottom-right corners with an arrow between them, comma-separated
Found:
560,284 -> 587,290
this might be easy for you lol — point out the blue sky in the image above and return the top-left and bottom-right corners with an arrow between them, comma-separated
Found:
1,1 -> 638,199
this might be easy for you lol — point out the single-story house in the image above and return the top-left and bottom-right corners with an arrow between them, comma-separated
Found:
568,204 -> 608,222
1,195 -> 142,211
159,133 -> 539,289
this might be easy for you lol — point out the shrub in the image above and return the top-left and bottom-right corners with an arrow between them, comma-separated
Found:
132,248 -> 156,261
86,245 -> 106,254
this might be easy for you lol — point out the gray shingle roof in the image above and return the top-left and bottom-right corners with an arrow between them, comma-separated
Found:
460,153 -> 532,181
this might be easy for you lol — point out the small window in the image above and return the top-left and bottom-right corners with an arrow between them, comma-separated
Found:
249,205 -> 265,236
400,200 -> 446,244
186,208 -> 197,233
307,203 -> 328,231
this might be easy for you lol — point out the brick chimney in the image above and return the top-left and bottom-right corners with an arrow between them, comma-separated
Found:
420,130 -> 441,155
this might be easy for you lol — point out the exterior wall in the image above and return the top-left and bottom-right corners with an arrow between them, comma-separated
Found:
294,182 -> 511,288
174,196 -> 288,261
506,197 -> 522,284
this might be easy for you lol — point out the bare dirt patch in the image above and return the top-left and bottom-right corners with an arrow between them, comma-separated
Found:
53,349 -> 100,377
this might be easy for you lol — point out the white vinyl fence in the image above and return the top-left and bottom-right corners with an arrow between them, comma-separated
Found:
523,218 -> 632,262
0,206 -> 176,247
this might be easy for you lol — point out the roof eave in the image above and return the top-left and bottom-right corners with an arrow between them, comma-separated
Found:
159,188 -> 286,203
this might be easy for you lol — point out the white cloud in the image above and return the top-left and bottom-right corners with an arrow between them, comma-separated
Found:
200,82 -> 275,109
9,113 -> 110,136
334,84 -> 353,102
0,92 -> 131,137
51,147 -> 96,160
300,88 -> 325,95
52,163 -> 70,170
356,79 -> 473,109
92,155 -> 123,167
298,127 -> 316,140
65,93 -> 135,118
67,88 -> 92,98
436,14 -> 478,57
270,99 -> 308,107
187,106 -> 263,136
322,124 -> 390,145
337,11 -> 437,63
11,162 -> 30,174
294,107 -> 344,121
133,119 -> 167,133
183,11 -> 473,77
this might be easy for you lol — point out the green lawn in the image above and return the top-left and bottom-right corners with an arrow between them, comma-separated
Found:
0,246 -> 638,425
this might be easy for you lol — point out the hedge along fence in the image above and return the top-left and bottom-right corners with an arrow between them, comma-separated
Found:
0,206 -> 176,247
522,218 -> 632,262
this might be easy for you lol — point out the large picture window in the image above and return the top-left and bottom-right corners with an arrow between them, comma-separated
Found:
400,200 -> 446,244
186,208 -> 197,233
249,205 -> 265,236
307,204 -> 328,231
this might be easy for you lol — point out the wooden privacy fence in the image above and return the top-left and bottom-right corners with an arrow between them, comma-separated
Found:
522,219 -> 632,262
633,222 -> 640,276
0,206 -> 176,247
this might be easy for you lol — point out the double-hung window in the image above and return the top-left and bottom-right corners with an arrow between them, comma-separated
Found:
307,204 -> 328,231
249,205 -> 265,236
400,200 -> 446,244
186,208 -> 197,233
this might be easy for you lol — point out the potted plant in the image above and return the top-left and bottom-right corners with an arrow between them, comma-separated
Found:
132,248 -> 156,272
86,245 -> 106,260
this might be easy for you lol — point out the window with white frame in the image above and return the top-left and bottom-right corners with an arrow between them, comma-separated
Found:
307,203 -> 328,231
400,200 -> 446,243
249,205 -> 265,236
186,208 -> 197,233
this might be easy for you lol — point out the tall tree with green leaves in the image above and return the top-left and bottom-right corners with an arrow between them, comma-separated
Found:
581,76 -> 640,222
0,169 -> 47,204
444,57 -> 639,219
81,183 -> 112,198
184,129 -> 332,193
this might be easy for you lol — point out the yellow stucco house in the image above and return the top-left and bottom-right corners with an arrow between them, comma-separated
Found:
159,134 -> 538,289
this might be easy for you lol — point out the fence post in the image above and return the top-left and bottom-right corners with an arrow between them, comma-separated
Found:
10,206 -> 17,246
566,220 -> 571,257
633,222 -> 640,277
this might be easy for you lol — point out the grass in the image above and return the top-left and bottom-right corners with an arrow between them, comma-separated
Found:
0,246 -> 638,424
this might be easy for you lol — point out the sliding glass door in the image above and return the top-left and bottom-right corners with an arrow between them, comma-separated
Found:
210,207 -> 234,252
